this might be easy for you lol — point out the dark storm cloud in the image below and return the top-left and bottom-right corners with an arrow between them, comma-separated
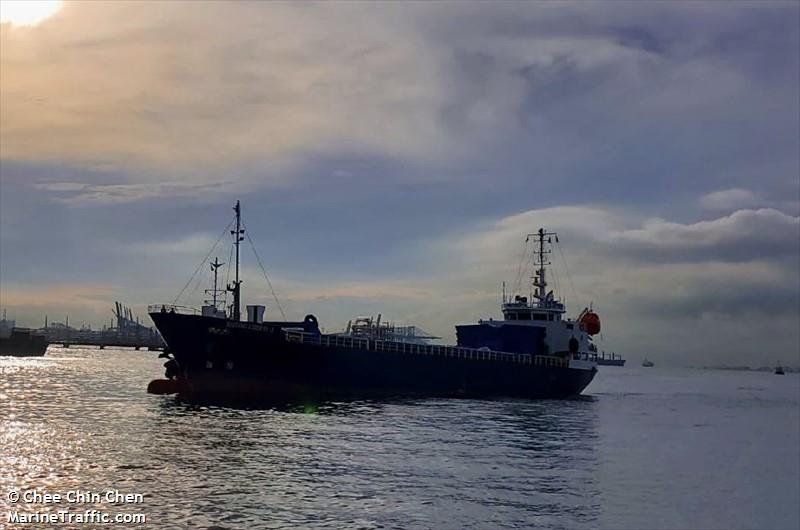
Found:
607,209 -> 800,264
636,282 -> 799,320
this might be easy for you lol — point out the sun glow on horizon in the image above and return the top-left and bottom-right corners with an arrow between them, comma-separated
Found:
0,0 -> 62,27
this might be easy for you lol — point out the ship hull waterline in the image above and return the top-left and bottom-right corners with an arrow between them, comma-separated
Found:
151,312 -> 597,401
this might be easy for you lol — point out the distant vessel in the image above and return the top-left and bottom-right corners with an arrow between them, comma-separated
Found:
0,312 -> 48,357
596,352 -> 626,366
775,363 -> 785,375
149,201 -> 598,400
642,359 -> 654,367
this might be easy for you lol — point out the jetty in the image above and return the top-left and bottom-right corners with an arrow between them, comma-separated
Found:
41,302 -> 165,350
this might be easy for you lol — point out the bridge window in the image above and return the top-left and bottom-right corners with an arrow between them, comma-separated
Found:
518,312 -> 531,320
533,313 -> 547,321
507,313 -> 517,320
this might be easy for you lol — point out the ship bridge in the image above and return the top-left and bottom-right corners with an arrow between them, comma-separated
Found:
502,294 -> 565,322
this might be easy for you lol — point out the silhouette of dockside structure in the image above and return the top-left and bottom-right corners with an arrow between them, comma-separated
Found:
41,302 -> 165,350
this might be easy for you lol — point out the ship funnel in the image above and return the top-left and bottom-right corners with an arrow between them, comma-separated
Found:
246,305 -> 265,324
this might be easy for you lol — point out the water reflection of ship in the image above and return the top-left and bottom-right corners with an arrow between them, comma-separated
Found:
151,396 -> 602,526
0,309 -> 48,357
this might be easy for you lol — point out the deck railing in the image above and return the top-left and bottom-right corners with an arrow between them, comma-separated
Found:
147,304 -> 201,315
284,330 -> 573,368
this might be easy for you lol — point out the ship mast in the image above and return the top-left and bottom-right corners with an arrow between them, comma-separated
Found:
228,200 -> 244,321
529,228 -> 557,304
205,257 -> 225,309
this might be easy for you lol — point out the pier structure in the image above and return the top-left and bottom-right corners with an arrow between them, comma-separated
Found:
40,302 -> 165,351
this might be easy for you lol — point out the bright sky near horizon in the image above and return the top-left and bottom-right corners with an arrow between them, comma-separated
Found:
0,1 -> 798,366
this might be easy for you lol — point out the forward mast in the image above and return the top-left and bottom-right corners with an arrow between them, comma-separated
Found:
227,200 -> 245,321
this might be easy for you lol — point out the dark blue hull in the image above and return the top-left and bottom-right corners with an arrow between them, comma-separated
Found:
150,312 -> 596,400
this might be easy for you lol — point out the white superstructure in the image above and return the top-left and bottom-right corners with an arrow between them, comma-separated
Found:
478,228 -> 601,361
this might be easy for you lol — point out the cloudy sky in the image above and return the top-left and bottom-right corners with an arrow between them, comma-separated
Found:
1,1 -> 798,366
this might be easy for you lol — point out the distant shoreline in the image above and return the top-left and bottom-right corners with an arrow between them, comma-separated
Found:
693,365 -> 798,373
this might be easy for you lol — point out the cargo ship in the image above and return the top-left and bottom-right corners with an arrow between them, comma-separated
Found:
595,352 -> 626,366
149,202 -> 599,400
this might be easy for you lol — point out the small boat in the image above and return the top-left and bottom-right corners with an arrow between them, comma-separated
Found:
642,359 -> 654,367
775,363 -> 785,375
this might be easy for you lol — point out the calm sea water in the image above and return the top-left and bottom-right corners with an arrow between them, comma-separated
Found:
1,347 -> 798,530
